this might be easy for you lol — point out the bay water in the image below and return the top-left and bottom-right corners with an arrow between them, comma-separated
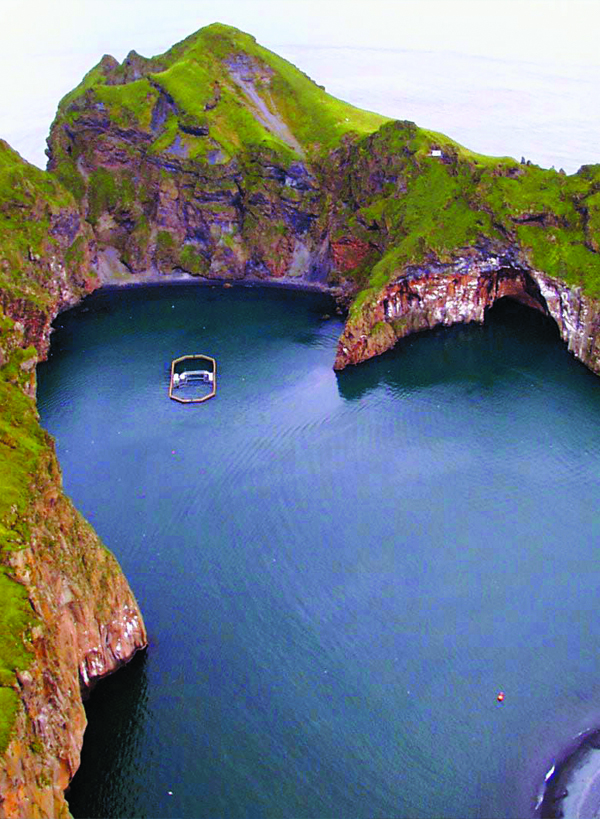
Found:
36,284 -> 600,818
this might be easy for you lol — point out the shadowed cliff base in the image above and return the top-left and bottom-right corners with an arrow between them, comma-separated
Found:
66,650 -> 149,818
484,295 -> 561,340
336,297 -> 578,403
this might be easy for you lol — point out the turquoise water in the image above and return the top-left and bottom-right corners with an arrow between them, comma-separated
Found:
36,284 -> 600,819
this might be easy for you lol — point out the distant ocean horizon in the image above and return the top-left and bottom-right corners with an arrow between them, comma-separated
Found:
7,43 -> 600,175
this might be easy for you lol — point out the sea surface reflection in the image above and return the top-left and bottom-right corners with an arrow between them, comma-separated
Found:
37,285 -> 600,819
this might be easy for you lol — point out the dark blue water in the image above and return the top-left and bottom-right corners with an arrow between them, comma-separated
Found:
36,285 -> 600,819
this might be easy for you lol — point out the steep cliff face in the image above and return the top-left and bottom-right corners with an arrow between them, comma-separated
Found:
46,23 -> 387,288
333,245 -> 600,372
0,443 -> 146,819
326,120 -> 600,371
0,138 -> 97,358
0,140 -> 146,817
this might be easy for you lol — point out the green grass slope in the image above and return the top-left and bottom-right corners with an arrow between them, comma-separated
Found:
331,121 -> 600,317
55,23 -> 389,164
0,318 -> 42,753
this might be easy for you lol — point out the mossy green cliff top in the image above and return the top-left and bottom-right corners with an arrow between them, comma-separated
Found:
324,120 -> 600,321
53,22 -> 388,168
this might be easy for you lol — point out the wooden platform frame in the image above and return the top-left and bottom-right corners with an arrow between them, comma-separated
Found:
169,354 -> 217,404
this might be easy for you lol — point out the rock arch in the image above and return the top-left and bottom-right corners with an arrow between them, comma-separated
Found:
490,265 -> 549,316
334,251 -> 600,373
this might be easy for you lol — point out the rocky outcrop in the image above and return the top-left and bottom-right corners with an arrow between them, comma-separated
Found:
45,24 -> 391,292
0,442 -> 146,819
334,245 -> 600,373
48,107 -> 333,286
0,140 -> 146,817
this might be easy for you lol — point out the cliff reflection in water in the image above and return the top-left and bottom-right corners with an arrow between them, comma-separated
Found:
67,650 -> 150,818
336,297 -> 565,402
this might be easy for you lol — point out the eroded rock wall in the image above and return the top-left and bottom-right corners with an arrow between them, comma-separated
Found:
47,85 -> 333,288
532,271 -> 600,372
334,246 -> 600,372
0,443 -> 146,819
0,141 -> 147,818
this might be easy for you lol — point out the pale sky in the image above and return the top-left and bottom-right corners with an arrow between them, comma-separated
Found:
4,0 -> 598,66
2,0 -> 599,169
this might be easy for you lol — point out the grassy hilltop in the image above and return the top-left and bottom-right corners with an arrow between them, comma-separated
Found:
46,24 -> 390,280
53,23 -> 388,170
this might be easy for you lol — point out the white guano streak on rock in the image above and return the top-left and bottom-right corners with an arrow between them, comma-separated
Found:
335,248 -> 600,374
532,271 -> 600,366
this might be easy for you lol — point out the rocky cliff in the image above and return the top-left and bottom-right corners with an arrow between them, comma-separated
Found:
333,244 -> 600,373
46,23 -> 387,288
328,120 -> 600,371
0,140 -> 146,817
46,29 -> 600,377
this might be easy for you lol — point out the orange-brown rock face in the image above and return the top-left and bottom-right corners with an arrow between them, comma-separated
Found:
330,238 -> 372,273
0,141 -> 146,818
334,248 -> 600,373
0,439 -> 146,819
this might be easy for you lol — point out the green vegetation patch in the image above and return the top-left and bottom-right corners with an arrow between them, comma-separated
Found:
0,140 -> 80,307
254,47 -> 389,155
87,167 -> 118,223
344,122 -> 600,321
0,378 -> 46,551
0,570 -> 35,686
518,223 -> 600,295
178,24 -> 389,157
0,373 -> 41,756
0,688 -> 22,757
0,141 -> 71,211
180,244 -> 208,275
150,59 -> 214,117
95,79 -> 158,130
87,166 -> 139,225
0,556 -> 38,755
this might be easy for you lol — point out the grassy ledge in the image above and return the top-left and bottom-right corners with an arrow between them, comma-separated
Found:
336,120 -> 600,320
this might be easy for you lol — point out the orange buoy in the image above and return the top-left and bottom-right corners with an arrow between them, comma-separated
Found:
497,691 -> 505,702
